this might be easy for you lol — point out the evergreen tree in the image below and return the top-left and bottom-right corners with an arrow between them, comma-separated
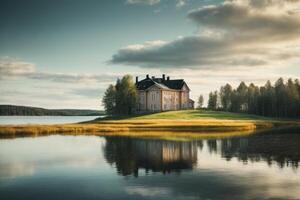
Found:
197,95 -> 204,109
220,83 -> 232,111
247,83 -> 259,114
236,82 -> 248,112
286,79 -> 299,117
207,91 -> 218,110
275,78 -> 287,117
206,77 -> 300,118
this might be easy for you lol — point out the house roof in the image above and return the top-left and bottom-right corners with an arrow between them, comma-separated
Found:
136,77 -> 189,91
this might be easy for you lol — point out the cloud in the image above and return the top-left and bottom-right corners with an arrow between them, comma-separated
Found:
0,57 -> 118,84
0,57 -> 120,109
28,72 -> 117,84
111,36 -> 273,69
188,0 -> 300,42
70,88 -> 105,98
0,57 -> 36,79
111,0 -> 300,69
126,0 -> 189,7
126,0 -> 160,5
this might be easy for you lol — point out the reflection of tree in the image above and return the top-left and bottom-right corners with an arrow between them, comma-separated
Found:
103,127 -> 300,177
207,127 -> 300,168
207,139 -> 217,154
103,137 -> 199,176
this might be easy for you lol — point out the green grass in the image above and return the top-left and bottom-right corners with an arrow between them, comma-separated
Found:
95,109 -> 271,121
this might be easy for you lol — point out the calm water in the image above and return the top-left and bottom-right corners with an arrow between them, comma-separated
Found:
0,116 -> 103,125
0,128 -> 300,200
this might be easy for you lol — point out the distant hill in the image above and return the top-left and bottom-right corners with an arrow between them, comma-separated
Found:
0,105 -> 105,116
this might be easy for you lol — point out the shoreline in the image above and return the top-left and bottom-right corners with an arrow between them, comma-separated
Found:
1,117 -> 299,139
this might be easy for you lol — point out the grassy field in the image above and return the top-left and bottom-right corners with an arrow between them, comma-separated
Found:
0,110 -> 299,138
95,110 -> 270,121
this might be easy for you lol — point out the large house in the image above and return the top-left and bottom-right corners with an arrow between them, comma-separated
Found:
135,74 -> 194,112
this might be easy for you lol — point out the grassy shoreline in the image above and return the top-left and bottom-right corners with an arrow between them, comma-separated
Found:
1,110 -> 299,138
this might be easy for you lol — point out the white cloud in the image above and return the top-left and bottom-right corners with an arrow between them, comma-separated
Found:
0,57 -> 36,79
0,57 -> 119,84
112,0 -> 300,70
0,58 -> 120,109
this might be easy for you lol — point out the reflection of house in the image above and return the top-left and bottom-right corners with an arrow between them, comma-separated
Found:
103,137 -> 198,176
135,74 -> 194,112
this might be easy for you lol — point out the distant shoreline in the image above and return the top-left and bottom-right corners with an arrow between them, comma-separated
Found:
0,105 -> 105,116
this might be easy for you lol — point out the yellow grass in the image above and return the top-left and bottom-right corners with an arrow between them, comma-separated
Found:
1,110 -> 299,138
0,118 -> 290,138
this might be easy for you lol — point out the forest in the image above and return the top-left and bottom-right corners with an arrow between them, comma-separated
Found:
206,78 -> 300,118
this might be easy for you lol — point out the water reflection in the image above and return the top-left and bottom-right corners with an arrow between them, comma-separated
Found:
103,127 -> 300,176
103,137 -> 200,176
220,127 -> 300,168
0,128 -> 300,200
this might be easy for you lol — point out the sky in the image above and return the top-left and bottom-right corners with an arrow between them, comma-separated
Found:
1,0 -> 300,109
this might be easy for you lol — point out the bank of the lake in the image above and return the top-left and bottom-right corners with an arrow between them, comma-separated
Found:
0,110 -> 299,138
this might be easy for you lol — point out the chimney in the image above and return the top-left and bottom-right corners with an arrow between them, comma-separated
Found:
146,74 -> 149,79
136,76 -> 138,83
167,76 -> 170,81
162,74 -> 165,80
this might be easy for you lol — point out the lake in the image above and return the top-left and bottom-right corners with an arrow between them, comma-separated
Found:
0,116 -> 103,125
0,128 -> 299,200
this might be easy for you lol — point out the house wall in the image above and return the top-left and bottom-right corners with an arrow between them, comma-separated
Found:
180,84 -> 190,109
138,91 -> 147,111
146,86 -> 161,112
162,90 -> 180,111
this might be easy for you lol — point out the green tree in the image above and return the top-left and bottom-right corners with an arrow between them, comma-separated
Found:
119,75 -> 138,115
220,83 -> 232,111
295,79 -> 300,116
247,83 -> 259,114
102,84 -> 116,115
275,78 -> 287,117
207,91 -> 218,110
236,82 -> 248,112
197,95 -> 204,109
208,77 -> 300,118
286,78 -> 299,117
102,75 -> 137,115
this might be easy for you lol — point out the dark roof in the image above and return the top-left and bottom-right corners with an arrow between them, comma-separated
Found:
136,77 -> 188,91
136,78 -> 155,90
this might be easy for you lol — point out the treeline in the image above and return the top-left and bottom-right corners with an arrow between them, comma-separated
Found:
207,78 -> 300,118
102,75 -> 137,115
0,105 -> 104,116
